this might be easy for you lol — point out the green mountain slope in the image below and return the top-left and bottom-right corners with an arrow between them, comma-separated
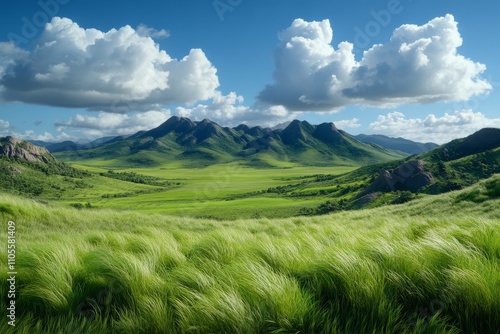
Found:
358,128 -> 500,195
267,128 -> 500,213
55,116 -> 407,167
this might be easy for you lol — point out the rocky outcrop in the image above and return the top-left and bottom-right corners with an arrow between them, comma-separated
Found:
362,160 -> 433,195
0,136 -> 56,164
351,192 -> 380,208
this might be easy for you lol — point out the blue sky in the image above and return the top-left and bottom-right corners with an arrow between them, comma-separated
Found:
0,0 -> 499,144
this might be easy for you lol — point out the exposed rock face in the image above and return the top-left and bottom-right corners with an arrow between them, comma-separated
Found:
0,136 -> 56,164
363,160 -> 433,194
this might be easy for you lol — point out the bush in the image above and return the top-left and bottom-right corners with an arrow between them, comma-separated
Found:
392,191 -> 417,204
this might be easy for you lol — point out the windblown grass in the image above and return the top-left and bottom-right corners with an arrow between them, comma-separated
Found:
0,175 -> 499,333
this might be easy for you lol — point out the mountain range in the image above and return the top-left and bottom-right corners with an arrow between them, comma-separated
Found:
47,116 -> 413,167
32,120 -> 438,156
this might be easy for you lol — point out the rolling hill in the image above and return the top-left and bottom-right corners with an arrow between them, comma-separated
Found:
54,116 -> 407,167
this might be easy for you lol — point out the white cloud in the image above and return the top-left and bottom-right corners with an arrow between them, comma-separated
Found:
175,91 -> 298,127
0,43 -> 28,71
258,15 -> 491,111
368,110 -> 500,144
0,117 -> 74,142
20,131 -> 74,142
55,109 -> 172,138
0,42 -> 28,101
0,119 -> 11,136
0,17 -> 219,111
136,24 -> 170,39
334,118 -> 361,129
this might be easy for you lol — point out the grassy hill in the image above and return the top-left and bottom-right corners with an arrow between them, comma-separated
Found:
0,175 -> 498,333
0,137 -> 182,204
281,128 -> 500,214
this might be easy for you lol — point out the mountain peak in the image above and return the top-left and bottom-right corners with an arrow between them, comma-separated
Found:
192,119 -> 224,142
313,122 -> 342,144
281,120 -> 309,144
145,116 -> 195,138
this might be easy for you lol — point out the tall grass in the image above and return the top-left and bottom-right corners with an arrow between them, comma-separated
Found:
0,176 -> 499,333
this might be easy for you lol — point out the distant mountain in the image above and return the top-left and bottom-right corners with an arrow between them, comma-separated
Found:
88,136 -> 117,147
271,121 -> 292,130
354,134 -> 438,154
55,116 -> 407,167
29,136 -> 117,153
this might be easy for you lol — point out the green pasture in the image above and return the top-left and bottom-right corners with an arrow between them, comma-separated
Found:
57,162 -> 357,219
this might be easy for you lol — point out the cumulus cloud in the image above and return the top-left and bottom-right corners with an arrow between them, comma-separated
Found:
0,43 -> 27,72
175,91 -> 297,127
0,117 -> 73,142
55,109 -> 172,138
0,119 -> 11,136
20,130 -> 74,142
258,15 -> 491,111
368,110 -> 500,144
0,17 -> 219,111
136,24 -> 170,39
0,43 -> 28,100
334,118 -> 361,129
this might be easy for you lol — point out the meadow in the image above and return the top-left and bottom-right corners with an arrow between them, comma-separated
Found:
0,175 -> 499,333
56,162 -> 358,219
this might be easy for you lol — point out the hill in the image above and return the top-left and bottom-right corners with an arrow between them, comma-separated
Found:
354,134 -> 438,154
358,128 -> 500,196
262,128 -> 500,214
420,128 -> 500,161
54,116 -> 407,167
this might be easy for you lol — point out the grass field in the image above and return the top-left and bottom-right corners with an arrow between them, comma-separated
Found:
0,175 -> 499,333
54,162 -> 358,219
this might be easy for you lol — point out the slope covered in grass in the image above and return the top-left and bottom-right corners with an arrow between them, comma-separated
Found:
0,175 -> 499,333
55,117 -> 406,168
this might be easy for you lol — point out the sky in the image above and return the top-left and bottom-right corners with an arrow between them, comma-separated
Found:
0,0 -> 499,144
